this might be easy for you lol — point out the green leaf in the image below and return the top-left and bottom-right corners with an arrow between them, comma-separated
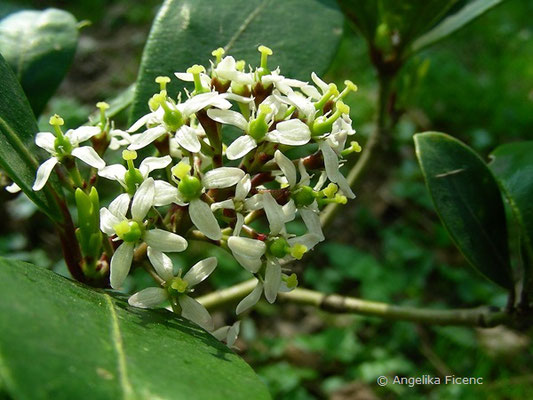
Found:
130,0 -> 343,122
338,0 -> 457,55
0,54 -> 63,222
414,132 -> 512,290
489,141 -> 533,289
0,257 -> 271,400
0,8 -> 78,115
411,0 -> 506,53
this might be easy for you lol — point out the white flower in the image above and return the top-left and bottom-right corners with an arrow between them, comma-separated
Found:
99,178 -> 188,288
211,321 -> 241,348
214,56 -> 254,85
318,141 -> 355,199
99,154 -> 171,189
234,259 -> 281,313
128,92 -> 232,151
160,165 -> 245,240
128,250 -> 217,331
210,173 -> 254,216
208,98 -> 311,160
33,125 -> 105,191
261,68 -> 307,95
108,129 -> 133,150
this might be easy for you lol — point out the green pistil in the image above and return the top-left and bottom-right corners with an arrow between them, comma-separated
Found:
268,237 -> 290,258
284,273 -> 298,289
211,48 -> 225,65
155,76 -> 171,92
122,150 -> 144,194
314,83 -> 339,111
168,276 -> 188,295
293,186 -> 317,207
248,104 -> 271,141
336,80 -> 357,101
153,93 -> 183,131
257,45 -> 273,77
114,220 -> 143,243
50,114 -> 73,155
96,102 -> 109,129
312,101 -> 350,136
178,175 -> 202,201
341,141 -> 362,157
187,65 -> 208,94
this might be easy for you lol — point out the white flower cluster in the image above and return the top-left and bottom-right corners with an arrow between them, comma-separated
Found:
31,46 -> 360,340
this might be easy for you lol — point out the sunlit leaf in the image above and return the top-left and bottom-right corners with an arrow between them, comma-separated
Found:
130,0 -> 343,122
414,132 -> 512,290
0,258 -> 271,400
0,8 -> 78,115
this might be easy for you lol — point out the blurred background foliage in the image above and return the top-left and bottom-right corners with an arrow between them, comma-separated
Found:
0,0 -> 532,399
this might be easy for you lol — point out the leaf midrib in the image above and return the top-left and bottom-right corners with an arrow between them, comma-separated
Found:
223,0 -> 270,53
104,295 -> 134,400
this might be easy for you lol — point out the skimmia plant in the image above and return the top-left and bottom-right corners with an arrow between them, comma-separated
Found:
28,46 -> 361,340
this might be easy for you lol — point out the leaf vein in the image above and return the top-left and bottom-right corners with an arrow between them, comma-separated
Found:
104,295 -> 134,400
223,0 -> 270,53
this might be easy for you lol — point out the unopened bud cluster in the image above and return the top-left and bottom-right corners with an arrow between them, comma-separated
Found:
29,46 -> 360,343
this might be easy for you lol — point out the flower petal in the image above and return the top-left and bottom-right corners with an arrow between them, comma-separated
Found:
207,109 -> 247,131
109,193 -> 131,218
264,259 -> 281,303
147,247 -> 174,281
71,146 -> 106,169
319,142 -> 355,199
178,295 -> 214,331
139,155 -> 172,177
311,72 -> 329,93
128,287 -> 167,308
210,199 -> 235,212
5,182 -> 21,193
235,174 -> 251,201
202,167 -> 245,189
144,229 -> 188,252
226,135 -> 257,160
236,281 -> 263,315
99,164 -> 127,186
35,132 -> 56,153
233,252 -> 262,273
189,199 -> 222,240
226,321 -> 240,347
266,119 -> 311,146
175,125 -> 201,153
128,126 -> 167,150
128,113 -> 152,133
274,150 -> 297,187
228,236 -> 266,258
32,157 -> 59,191
234,213 -> 244,236
68,126 -> 101,144
110,242 -> 135,288
262,192 -> 284,235
99,208 -> 122,236
183,257 -> 217,287
131,177 -> 155,220
154,180 -> 179,206
300,208 -> 324,241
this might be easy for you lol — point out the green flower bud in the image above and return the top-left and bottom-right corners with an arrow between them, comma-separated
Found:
248,104 -> 271,141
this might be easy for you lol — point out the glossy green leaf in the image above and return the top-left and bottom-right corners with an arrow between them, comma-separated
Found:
0,258 -> 271,400
130,0 -> 343,122
0,54 -> 62,222
0,8 -> 78,115
411,0 -> 506,53
489,141 -> 533,288
414,132 -> 512,290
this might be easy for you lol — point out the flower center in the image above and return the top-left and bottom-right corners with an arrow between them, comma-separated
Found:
114,220 -> 143,243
